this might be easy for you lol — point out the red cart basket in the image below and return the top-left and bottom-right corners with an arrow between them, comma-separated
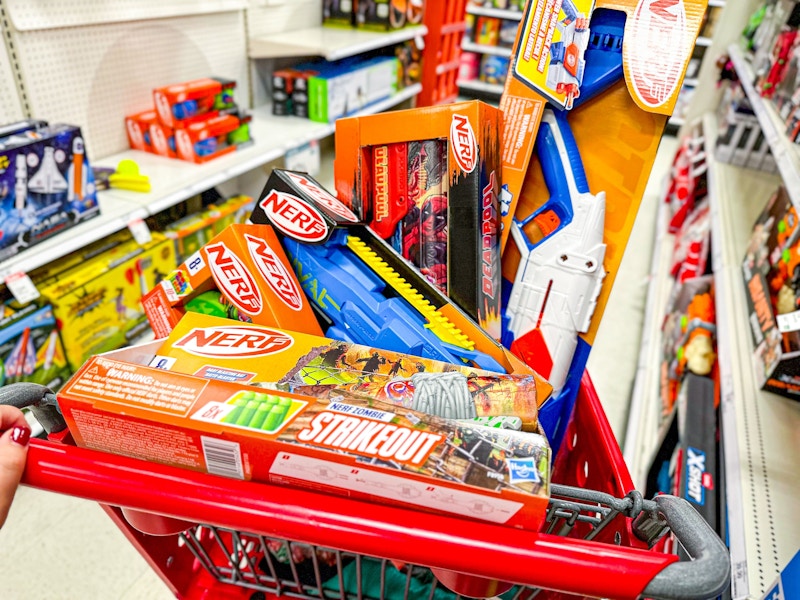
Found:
5,374 -> 729,600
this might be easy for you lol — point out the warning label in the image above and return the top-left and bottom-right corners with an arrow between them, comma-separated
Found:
502,96 -> 542,170
64,358 -> 207,416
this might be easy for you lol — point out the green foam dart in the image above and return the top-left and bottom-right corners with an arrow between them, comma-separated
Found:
236,400 -> 261,426
249,396 -> 277,429
222,395 -> 249,424
262,401 -> 290,431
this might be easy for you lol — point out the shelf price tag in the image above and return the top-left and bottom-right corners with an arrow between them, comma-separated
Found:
5,271 -> 40,304
128,217 -> 152,245
777,309 -> 800,333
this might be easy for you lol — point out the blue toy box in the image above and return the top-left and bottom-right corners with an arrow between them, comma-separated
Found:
0,122 -> 99,261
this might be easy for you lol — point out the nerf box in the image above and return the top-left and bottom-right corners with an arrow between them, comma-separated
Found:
58,341 -> 550,530
252,169 -> 532,380
142,223 -> 323,340
334,101 -> 502,339
38,233 -> 176,371
323,0 -> 355,26
0,124 -> 99,261
742,186 -> 800,400
151,312 -> 547,429
495,0 -> 709,448
0,302 -> 70,390
174,114 -> 252,164
124,110 -> 158,153
153,77 -> 237,129
355,0 -> 422,30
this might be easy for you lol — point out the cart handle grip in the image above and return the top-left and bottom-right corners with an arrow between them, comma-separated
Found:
0,383 -> 66,434
640,495 -> 731,600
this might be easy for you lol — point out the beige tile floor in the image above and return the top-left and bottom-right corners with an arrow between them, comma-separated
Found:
0,137 -> 678,599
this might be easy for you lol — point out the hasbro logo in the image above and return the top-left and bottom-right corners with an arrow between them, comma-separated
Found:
506,458 -> 541,484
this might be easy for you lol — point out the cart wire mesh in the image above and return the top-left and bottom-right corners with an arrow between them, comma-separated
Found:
177,485 -> 666,600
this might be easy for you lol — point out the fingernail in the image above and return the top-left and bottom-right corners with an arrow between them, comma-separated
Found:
10,425 -> 31,447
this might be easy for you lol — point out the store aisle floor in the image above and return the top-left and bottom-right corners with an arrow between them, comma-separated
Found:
0,137 -> 678,599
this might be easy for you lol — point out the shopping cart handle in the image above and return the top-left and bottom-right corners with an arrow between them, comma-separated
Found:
0,383 -> 66,434
638,495 -> 731,600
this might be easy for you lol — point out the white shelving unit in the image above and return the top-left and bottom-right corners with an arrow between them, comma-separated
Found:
457,78 -> 503,95
0,84 -> 420,283
703,113 -> 800,599
465,5 -> 523,20
623,199 -> 678,488
461,40 -> 511,57
729,44 -> 800,213
249,24 -> 427,61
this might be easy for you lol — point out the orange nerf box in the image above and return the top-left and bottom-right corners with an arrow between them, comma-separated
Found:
153,77 -> 236,129
58,343 -> 551,530
124,110 -> 158,153
142,223 -> 323,339
150,312 -> 548,429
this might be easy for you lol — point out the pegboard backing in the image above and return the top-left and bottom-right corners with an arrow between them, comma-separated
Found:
0,2 -> 25,122
5,0 -> 245,31
246,0 -> 321,38
8,11 -> 250,159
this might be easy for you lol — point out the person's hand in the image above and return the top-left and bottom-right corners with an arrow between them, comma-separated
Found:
0,406 -> 30,529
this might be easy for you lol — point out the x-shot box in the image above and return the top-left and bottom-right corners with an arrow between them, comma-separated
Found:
150,311 -> 547,429
493,0 -> 708,449
58,339 -> 551,530
142,223 -> 323,340
742,186 -> 800,400
37,233 -> 176,371
153,77 -> 237,129
0,123 -> 99,261
334,100 -> 502,339
174,114 -> 252,164
0,302 -> 70,390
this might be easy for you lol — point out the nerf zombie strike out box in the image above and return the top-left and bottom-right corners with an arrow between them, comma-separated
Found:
333,101 -> 502,339
142,223 -> 323,339
496,0 -> 709,448
150,312 -> 549,430
58,344 -> 551,530
742,187 -> 800,400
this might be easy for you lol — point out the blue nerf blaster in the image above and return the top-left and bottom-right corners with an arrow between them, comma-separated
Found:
502,8 -> 626,450
283,230 -> 506,373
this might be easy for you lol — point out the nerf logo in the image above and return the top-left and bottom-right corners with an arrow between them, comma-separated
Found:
296,411 -> 443,466
204,242 -> 263,316
259,190 -> 328,242
284,171 -> 358,223
174,326 -> 294,358
245,234 -> 303,312
686,447 -> 710,506
450,114 -> 477,174
481,170 -> 497,299
628,0 -> 687,108
373,145 -> 390,221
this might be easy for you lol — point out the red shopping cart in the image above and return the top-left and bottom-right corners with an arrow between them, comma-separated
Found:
4,374 -> 729,600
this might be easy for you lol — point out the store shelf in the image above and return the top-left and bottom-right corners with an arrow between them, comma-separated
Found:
0,195 -> 148,283
461,41 -> 511,57
668,116 -> 686,127
623,197 -> 675,490
1,85 -> 420,283
696,36 -> 712,47
248,24 -> 427,61
465,5 -> 523,20
457,78 -> 504,95
703,113 -> 800,599
97,84 -> 421,215
623,199 -> 678,489
729,44 -> 800,214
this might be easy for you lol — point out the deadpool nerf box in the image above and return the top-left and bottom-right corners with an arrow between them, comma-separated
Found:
58,342 -> 551,530
142,223 -> 323,339
250,169 -> 532,378
150,312 -> 548,430
333,101 -> 502,339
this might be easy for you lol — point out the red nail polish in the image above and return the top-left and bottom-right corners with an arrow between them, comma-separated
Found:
10,425 -> 31,447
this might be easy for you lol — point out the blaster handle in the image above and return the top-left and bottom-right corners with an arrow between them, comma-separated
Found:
440,342 -> 506,373
514,110 -> 589,253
